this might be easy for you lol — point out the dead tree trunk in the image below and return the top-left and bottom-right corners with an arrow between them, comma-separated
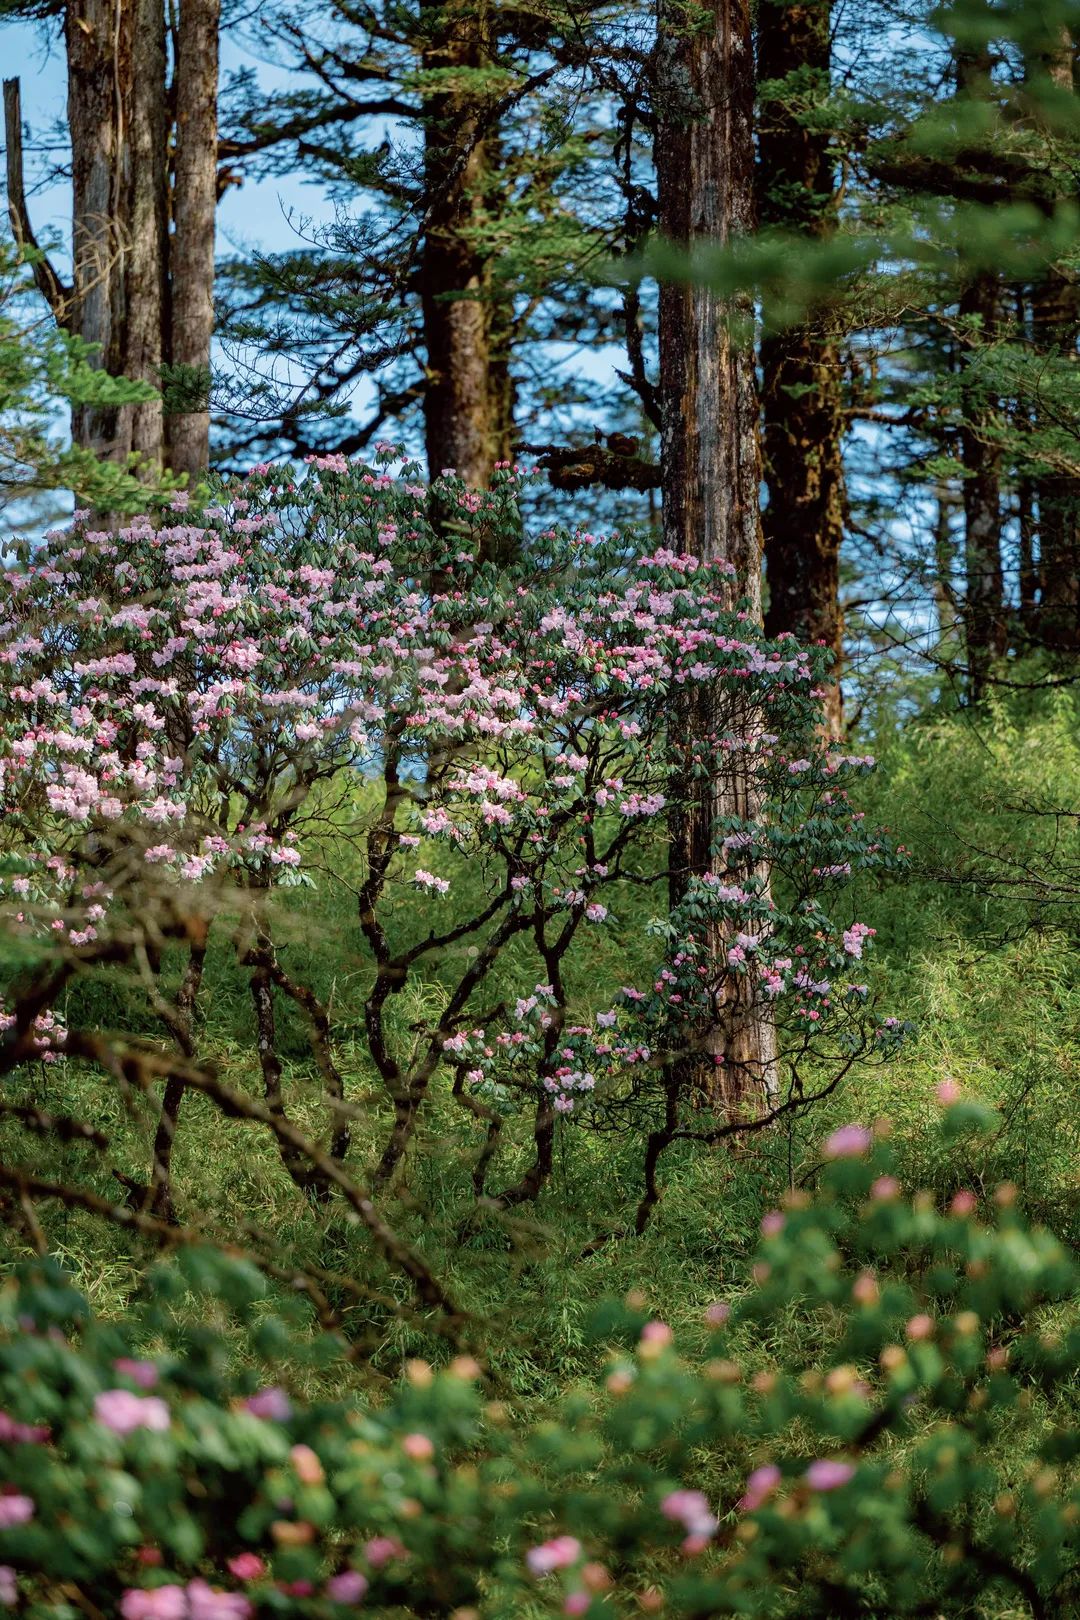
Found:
758,0 -> 846,735
656,0 -> 776,1114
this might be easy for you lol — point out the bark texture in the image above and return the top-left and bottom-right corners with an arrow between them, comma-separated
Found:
1029,27 -> 1080,651
66,0 -> 169,470
4,79 -> 70,319
419,0 -> 505,494
757,0 -> 845,735
656,0 -> 776,1115
958,270 -> 1006,697
656,0 -> 761,601
10,0 -> 219,491
951,43 -> 1005,696
168,0 -> 221,483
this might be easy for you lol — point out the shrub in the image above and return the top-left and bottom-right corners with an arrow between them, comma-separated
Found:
0,1106 -> 1076,1618
1,454 -> 901,1285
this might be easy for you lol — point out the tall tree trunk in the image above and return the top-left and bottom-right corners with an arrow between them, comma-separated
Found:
958,270 -> 1005,698
932,484 -> 960,650
168,0 -> 221,483
757,0 -> 846,736
1029,25 -> 1080,651
418,0 -> 501,493
656,0 -> 776,1114
10,0 -> 220,492
66,0 -> 169,471
656,0 -> 760,597
951,45 -> 1005,696
1017,473 -> 1038,638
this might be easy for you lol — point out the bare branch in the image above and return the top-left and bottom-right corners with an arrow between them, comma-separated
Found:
3,78 -> 71,323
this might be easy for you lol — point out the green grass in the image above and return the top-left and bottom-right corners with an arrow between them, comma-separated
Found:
3,691 -> 1080,1617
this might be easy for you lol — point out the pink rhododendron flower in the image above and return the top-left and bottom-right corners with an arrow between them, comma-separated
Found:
0,1567 -> 16,1606
0,1411 -> 48,1444
413,868 -> 450,895
120,1587 -> 187,1620
870,1175 -> 900,1200
114,1358 -> 160,1389
226,1555 -> 266,1582
564,1594 -> 590,1616
526,1535 -> 582,1575
661,1489 -> 717,1540
704,1300 -> 730,1327
805,1459 -> 855,1491
325,1571 -> 369,1603
186,1581 -> 253,1620
244,1387 -> 292,1421
364,1536 -> 404,1569
738,1464 -> 781,1512
93,1390 -> 170,1434
0,1495 -> 33,1529
823,1124 -> 872,1159
401,1432 -> 435,1461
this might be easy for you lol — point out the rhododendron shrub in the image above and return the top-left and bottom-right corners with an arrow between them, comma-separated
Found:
0,452 -> 904,1257
0,1109 -> 1077,1618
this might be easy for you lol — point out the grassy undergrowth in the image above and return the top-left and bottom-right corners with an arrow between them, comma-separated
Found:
2,694 -> 1079,1619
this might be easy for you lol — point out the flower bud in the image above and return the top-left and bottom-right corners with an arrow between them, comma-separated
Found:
271,1521 -> 315,1546
449,1356 -> 482,1381
852,1273 -> 879,1305
290,1444 -> 324,1485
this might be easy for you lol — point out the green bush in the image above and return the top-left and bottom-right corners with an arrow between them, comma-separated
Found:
1,1107 -> 1077,1619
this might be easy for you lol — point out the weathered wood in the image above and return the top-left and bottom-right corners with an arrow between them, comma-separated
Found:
656,0 -> 776,1114
656,0 -> 761,600
16,0 -> 221,492
3,78 -> 71,321
168,0 -> 221,484
65,0 -> 168,470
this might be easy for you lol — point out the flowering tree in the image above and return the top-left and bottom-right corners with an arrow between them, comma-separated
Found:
0,452 -> 904,1297
0,1106 -> 1077,1618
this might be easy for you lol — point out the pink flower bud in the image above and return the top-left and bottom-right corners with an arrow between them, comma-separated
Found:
823,1124 -> 872,1159
226,1555 -> 265,1582
805,1459 -> 855,1491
